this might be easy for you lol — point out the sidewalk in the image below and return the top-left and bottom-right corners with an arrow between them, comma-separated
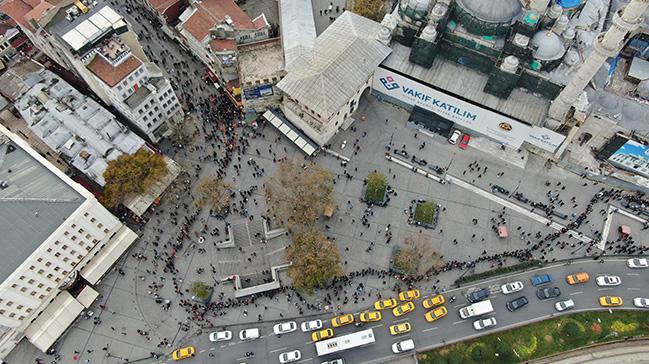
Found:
530,340 -> 649,364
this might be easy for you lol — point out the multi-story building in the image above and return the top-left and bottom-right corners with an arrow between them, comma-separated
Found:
0,0 -> 183,142
0,123 -> 138,360
0,61 -> 146,186
175,0 -> 270,105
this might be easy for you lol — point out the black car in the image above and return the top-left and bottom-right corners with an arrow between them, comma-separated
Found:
491,185 -> 510,195
506,296 -> 528,312
536,287 -> 561,300
467,288 -> 490,303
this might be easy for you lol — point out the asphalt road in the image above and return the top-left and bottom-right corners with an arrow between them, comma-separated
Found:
162,256 -> 648,364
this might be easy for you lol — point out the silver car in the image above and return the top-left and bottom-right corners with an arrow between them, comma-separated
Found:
273,321 -> 297,335
555,299 -> 575,312
473,317 -> 497,330
301,319 -> 323,332
633,297 -> 649,308
596,275 -> 621,286
501,281 -> 524,294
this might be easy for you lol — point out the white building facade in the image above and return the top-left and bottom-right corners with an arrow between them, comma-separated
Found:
0,124 -> 138,360
0,0 -> 182,142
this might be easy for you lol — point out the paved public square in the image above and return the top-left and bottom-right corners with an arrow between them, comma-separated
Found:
6,1 -> 649,364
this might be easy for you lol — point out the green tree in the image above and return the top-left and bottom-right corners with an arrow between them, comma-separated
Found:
470,343 -> 492,361
285,227 -> 343,292
495,340 -> 512,358
102,149 -> 168,207
265,161 -> 335,227
189,281 -> 211,300
447,351 -> 464,364
195,177 -> 232,214
352,0 -> 385,21
414,200 -> 437,224
365,171 -> 387,202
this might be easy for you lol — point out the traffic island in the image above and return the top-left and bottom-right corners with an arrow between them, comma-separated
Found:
417,310 -> 649,364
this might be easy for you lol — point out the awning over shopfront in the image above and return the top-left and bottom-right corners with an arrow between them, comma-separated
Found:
263,110 -> 318,156
76,286 -> 99,308
81,227 -> 138,284
24,291 -> 84,352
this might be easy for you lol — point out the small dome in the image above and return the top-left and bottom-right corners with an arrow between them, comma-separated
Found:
455,0 -> 522,23
563,48 -> 579,66
532,31 -> 566,61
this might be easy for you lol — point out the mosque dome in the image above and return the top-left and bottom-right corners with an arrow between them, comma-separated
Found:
455,0 -> 522,23
531,31 -> 567,61
399,0 -> 433,21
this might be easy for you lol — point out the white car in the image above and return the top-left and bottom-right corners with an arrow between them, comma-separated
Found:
208,330 -> 232,342
273,321 -> 297,335
448,130 -> 462,145
627,258 -> 649,268
392,339 -> 415,354
501,281 -> 524,294
596,275 -> 621,286
633,297 -> 649,308
300,319 -> 323,332
278,350 -> 301,363
473,317 -> 497,330
555,299 -> 575,312
239,328 -> 260,341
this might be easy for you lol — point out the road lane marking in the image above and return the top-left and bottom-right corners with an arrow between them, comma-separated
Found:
305,341 -> 312,345
628,288 -> 640,291
453,304 -> 464,308
269,347 -> 288,353
209,348 -> 215,351
570,291 -> 583,296
393,318 -> 409,323
199,349 -> 206,353
452,320 -> 464,325
598,287 -> 613,291
370,324 -> 384,329
297,358 -> 313,363
422,327 -> 438,333
627,273 -> 640,276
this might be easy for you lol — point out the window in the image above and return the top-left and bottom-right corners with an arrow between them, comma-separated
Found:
90,217 -> 96,223
37,269 -> 44,274
71,236 -> 77,241
10,284 -> 17,289
62,245 -> 68,250
28,279 -> 34,284
19,276 -> 25,280
6,301 -> 13,307
78,229 -> 84,234
16,305 -> 23,310
45,261 -> 52,267
20,287 -> 27,293
84,212 -> 89,217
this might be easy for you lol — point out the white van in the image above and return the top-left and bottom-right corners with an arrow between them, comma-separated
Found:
448,130 -> 462,144
239,328 -> 260,341
392,339 -> 415,353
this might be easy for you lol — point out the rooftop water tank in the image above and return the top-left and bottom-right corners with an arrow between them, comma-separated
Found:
429,2 -> 449,22
557,0 -> 583,9
420,24 -> 438,42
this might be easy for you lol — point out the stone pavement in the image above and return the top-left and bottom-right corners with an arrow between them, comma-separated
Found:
7,1 -> 649,363
530,340 -> 649,364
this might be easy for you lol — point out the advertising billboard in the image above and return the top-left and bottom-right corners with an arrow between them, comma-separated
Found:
608,139 -> 649,178
527,126 -> 566,153
372,66 -> 531,148
243,84 -> 274,100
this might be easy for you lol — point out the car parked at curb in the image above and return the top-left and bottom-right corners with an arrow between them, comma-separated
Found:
208,330 -> 232,342
473,317 -> 497,330
555,299 -> 575,312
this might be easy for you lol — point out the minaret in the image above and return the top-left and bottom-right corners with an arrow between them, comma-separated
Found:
548,0 -> 649,121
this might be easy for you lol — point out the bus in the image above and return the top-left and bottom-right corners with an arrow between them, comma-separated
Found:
315,328 -> 375,356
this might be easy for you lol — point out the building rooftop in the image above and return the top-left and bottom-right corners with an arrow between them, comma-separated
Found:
278,0 -> 316,70
180,0 -> 259,41
3,64 -> 146,185
238,38 -> 284,86
0,130 -> 85,283
276,11 -> 392,120
146,0 -> 183,14
383,43 -> 549,126
455,0 -> 522,23
87,54 -> 142,87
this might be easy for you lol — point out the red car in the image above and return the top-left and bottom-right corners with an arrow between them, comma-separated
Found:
459,134 -> 470,150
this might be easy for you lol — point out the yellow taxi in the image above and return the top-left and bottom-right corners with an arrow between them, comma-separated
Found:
331,313 -> 354,327
374,298 -> 398,310
599,296 -> 623,307
312,328 -> 334,342
393,301 -> 415,317
422,294 -> 445,309
360,311 -> 382,323
398,289 -> 421,301
566,272 -> 590,285
389,322 -> 412,336
425,306 -> 448,322
172,346 -> 196,361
